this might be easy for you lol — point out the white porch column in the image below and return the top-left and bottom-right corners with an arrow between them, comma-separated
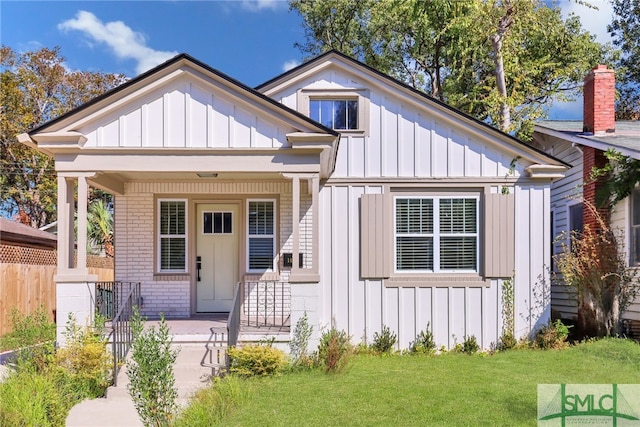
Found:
54,172 -> 98,346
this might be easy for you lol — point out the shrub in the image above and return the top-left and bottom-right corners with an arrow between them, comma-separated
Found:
371,325 -> 397,354
55,314 -> 111,398
410,324 -> 436,354
462,335 -> 479,354
535,319 -> 571,349
127,311 -> 179,427
289,312 -> 314,369
227,344 -> 287,377
317,328 -> 352,374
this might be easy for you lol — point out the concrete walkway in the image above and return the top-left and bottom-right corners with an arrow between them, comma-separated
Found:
66,319 -> 228,427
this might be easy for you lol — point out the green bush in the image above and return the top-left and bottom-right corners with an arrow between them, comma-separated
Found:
372,325 -> 397,354
498,332 -> 518,351
227,344 -> 287,377
55,314 -> 111,398
462,335 -> 479,354
409,324 -> 436,354
317,328 -> 352,374
127,311 -> 179,427
535,319 -> 571,349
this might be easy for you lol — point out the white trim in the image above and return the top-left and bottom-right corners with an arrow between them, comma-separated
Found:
157,198 -> 188,273
297,88 -> 370,136
393,195 -> 479,274
246,198 -> 277,273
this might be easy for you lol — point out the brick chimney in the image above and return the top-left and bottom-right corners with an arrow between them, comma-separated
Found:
583,64 -> 615,135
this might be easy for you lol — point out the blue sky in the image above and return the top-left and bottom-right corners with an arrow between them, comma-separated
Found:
1,0 -> 616,119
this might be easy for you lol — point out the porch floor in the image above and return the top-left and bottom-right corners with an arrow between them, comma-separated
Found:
143,314 -> 290,343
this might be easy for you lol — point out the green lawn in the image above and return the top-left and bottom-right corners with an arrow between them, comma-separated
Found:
176,339 -> 640,426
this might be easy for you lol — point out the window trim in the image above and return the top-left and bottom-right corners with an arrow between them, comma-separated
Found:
246,198 -> 277,273
393,195 -> 479,274
157,198 -> 188,273
297,88 -> 370,135
629,188 -> 640,266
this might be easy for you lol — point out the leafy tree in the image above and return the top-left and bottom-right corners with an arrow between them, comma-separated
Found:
0,46 -> 125,227
608,0 -> 640,120
289,0 -> 604,137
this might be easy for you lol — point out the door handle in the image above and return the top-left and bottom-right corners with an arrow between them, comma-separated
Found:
196,256 -> 202,281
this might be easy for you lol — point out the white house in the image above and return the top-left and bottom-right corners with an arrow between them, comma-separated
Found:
533,65 -> 640,334
20,51 -> 567,349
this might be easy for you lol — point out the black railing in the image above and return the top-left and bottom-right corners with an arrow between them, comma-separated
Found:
242,281 -> 290,328
95,281 -> 141,386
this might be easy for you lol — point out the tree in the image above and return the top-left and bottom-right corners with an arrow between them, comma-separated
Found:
289,0 -> 605,137
87,199 -> 114,257
608,0 -> 640,120
0,46 -> 125,228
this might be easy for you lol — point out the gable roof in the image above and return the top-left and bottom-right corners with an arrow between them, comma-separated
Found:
535,120 -> 640,159
28,53 -> 338,139
257,50 -> 569,168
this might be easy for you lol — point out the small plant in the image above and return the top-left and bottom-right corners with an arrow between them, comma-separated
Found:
498,332 -> 518,351
317,327 -> 352,374
371,325 -> 397,354
227,344 -> 287,377
410,324 -> 436,354
289,312 -> 314,368
127,310 -> 179,426
462,335 -> 479,354
535,319 -> 571,350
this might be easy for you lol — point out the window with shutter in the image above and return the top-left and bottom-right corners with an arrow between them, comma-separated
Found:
158,200 -> 187,272
394,196 -> 478,273
247,200 -> 276,271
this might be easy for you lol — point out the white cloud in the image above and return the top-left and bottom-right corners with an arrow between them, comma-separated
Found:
559,0 -> 615,45
58,11 -> 178,75
282,59 -> 300,72
240,0 -> 286,12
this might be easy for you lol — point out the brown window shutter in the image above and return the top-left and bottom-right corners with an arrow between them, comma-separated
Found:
484,193 -> 515,278
360,193 -> 392,279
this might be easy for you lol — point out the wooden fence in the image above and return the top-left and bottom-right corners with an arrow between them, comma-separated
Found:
0,244 -> 113,336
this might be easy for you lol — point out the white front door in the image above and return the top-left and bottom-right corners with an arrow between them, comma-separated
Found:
196,203 -> 239,312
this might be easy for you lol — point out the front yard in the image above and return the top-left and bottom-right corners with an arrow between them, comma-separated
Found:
177,338 -> 640,426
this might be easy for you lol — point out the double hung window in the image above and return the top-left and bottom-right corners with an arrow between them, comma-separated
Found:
247,200 -> 276,271
158,200 -> 187,272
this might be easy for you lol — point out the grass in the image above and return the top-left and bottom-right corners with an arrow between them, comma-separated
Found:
175,338 -> 640,426
0,306 -> 56,352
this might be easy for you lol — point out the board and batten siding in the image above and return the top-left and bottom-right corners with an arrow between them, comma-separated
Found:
319,183 -> 551,349
80,74 -> 293,149
549,141 -> 583,319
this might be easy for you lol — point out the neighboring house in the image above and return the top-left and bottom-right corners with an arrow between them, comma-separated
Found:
533,65 -> 640,333
20,51 -> 567,349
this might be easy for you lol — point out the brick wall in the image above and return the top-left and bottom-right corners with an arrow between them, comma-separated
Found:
583,65 -> 615,135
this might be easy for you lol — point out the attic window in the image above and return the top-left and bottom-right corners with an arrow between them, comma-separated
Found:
297,89 -> 369,135
310,99 -> 358,130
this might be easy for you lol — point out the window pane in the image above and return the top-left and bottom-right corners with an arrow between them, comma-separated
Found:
203,212 -> 212,234
569,203 -> 584,234
248,202 -> 274,235
160,201 -> 185,235
249,237 -> 274,269
223,212 -> 232,234
319,100 -> 333,128
309,100 -> 320,123
160,237 -> 185,270
213,212 -> 223,234
396,237 -> 433,270
347,100 -> 358,129
440,199 -> 476,233
333,100 -> 347,129
396,199 -> 433,234
440,237 -> 477,270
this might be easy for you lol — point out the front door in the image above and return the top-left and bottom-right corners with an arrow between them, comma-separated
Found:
196,203 -> 239,312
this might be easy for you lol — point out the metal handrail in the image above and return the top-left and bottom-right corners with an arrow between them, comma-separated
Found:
227,282 -> 242,349
243,281 -> 290,327
95,281 -> 141,386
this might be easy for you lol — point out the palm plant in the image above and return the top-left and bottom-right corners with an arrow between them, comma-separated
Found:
87,199 -> 113,257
